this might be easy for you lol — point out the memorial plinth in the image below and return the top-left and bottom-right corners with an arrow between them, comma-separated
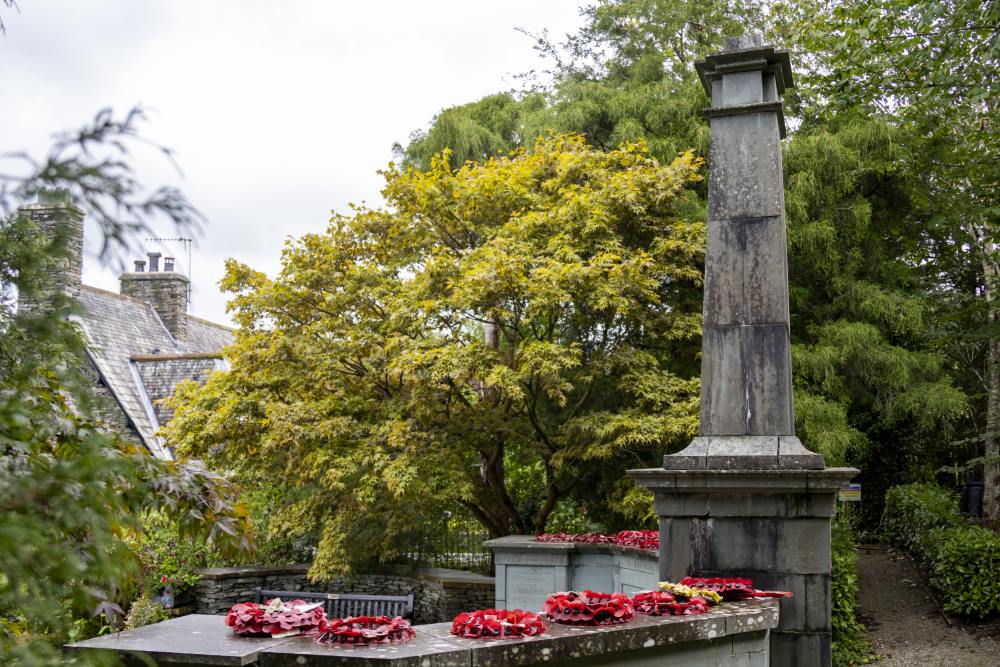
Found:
484,536 -> 658,612
66,601 -> 779,666
629,34 -> 858,667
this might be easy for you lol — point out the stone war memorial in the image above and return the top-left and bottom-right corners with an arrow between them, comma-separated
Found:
67,35 -> 855,667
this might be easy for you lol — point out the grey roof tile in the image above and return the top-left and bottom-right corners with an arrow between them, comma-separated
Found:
76,285 -> 233,459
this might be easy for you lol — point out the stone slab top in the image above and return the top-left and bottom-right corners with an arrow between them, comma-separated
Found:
628,466 -> 860,495
65,602 -> 779,667
258,600 -> 779,666
64,614 -> 287,666
197,564 -> 313,580
415,568 -> 496,589
483,535 -> 657,560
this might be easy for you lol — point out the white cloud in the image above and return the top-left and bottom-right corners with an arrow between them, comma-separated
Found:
1,0 -> 586,324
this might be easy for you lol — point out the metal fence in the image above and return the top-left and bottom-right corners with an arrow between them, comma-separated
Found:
401,513 -> 494,575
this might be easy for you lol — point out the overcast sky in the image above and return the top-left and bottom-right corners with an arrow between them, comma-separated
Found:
1,1 -> 587,325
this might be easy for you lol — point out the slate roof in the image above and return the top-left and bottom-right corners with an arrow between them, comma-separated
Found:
75,285 -> 233,459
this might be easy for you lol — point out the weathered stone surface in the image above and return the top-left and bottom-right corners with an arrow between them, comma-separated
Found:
699,326 -> 745,435
65,614 -> 287,666
260,629 -> 470,667
631,467 -> 857,496
722,70 -> 764,106
704,217 -> 789,327
707,112 -> 784,220
706,435 -> 779,470
257,600 -> 779,666
695,325 -> 796,441
687,518 -> 832,574
742,324 -> 793,436
768,631 -> 832,667
703,219 -> 745,326
777,436 -> 826,469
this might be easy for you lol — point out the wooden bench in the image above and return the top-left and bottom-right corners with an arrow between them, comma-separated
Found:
254,588 -> 415,620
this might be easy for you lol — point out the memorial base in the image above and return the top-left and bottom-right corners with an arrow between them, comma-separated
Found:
629,466 -> 857,667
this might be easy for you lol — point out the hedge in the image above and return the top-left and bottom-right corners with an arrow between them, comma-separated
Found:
831,517 -> 870,666
882,483 -> 1000,618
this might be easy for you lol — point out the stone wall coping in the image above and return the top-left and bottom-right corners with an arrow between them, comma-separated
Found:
484,535 -> 658,561
197,564 -> 312,580
414,567 -> 495,589
195,564 -> 495,588
67,600 -> 777,666
629,466 -> 859,494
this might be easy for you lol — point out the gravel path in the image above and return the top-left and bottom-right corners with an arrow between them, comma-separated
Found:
857,544 -> 999,666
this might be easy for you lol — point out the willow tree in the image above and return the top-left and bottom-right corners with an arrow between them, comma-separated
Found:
167,136 -> 705,576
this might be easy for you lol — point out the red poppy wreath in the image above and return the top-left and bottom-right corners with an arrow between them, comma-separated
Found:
450,609 -> 547,639
314,616 -> 416,645
542,590 -> 635,625
225,599 -> 325,637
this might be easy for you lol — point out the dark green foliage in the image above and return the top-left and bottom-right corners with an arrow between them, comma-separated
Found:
882,483 -> 962,564
882,483 -> 1000,618
930,525 -> 1000,618
831,517 -> 872,667
130,513 -> 215,598
0,108 -> 250,664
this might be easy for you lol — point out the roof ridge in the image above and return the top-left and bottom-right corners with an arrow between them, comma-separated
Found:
131,352 -> 225,362
79,283 -> 149,305
187,313 -> 234,331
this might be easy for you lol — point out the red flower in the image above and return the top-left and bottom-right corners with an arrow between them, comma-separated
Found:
679,577 -> 793,600
450,609 -> 546,640
543,590 -> 635,625
535,530 -> 660,552
314,616 -> 415,645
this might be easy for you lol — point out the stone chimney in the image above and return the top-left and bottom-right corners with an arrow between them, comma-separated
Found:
16,189 -> 85,314
120,251 -> 189,341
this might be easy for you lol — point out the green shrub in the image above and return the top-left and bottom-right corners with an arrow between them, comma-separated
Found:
124,596 -> 169,630
831,516 -> 873,666
929,525 -> 1000,618
882,483 -> 961,566
130,511 -> 213,597
882,482 -> 1000,619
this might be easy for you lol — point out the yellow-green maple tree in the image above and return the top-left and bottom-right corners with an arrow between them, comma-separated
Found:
167,136 -> 705,576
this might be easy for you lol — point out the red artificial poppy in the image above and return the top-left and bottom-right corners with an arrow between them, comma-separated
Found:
450,609 -> 547,639
225,599 -> 325,637
535,530 -> 660,552
613,530 -> 659,551
543,590 -> 635,625
314,616 -> 416,645
679,577 -> 793,600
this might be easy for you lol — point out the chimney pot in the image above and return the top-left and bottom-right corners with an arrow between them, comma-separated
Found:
163,257 -> 175,272
134,260 -> 146,272
147,252 -> 161,272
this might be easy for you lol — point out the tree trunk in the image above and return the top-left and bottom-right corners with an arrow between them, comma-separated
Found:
975,223 -> 1000,520
984,268 -> 1000,521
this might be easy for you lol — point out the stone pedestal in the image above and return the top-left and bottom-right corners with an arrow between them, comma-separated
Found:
630,467 -> 857,667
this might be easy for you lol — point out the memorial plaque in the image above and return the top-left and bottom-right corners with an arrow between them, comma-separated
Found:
571,564 -> 614,593
505,565 -> 557,611
620,565 -> 658,593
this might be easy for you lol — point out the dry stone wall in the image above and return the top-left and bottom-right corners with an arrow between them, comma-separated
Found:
192,564 -> 494,624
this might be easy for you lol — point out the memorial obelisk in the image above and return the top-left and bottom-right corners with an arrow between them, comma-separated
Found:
630,36 -> 857,667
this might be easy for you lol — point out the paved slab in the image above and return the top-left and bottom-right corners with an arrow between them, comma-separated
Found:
65,614 -> 295,665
